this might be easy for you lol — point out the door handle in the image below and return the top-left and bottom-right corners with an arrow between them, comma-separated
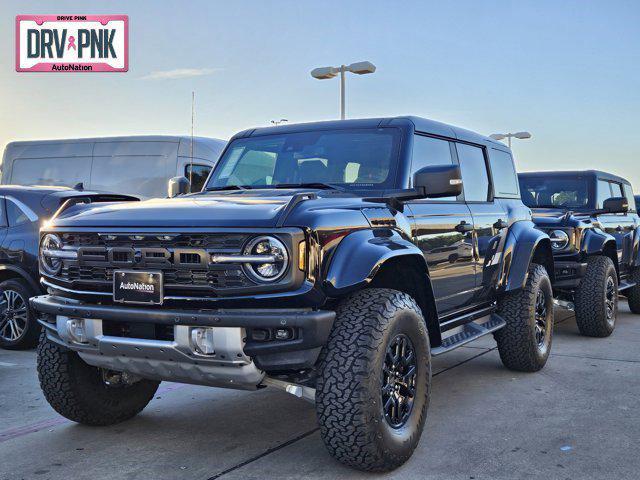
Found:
493,219 -> 508,230
455,221 -> 474,233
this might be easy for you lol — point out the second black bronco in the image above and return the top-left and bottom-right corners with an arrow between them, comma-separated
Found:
520,170 -> 640,337
32,117 -> 555,471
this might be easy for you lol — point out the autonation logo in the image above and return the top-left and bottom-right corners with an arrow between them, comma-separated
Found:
15,15 -> 128,72
119,282 -> 155,293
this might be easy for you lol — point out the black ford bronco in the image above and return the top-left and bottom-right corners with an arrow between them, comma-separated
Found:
519,170 -> 640,337
33,117 -> 555,471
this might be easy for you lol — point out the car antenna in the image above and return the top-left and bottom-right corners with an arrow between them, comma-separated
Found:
189,91 -> 195,192
73,182 -> 84,191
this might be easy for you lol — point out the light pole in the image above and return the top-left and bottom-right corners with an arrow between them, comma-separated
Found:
310,61 -> 376,120
489,131 -> 532,148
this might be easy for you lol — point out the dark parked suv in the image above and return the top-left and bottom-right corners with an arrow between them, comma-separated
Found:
0,186 -> 136,349
32,117 -> 554,471
519,171 -> 640,337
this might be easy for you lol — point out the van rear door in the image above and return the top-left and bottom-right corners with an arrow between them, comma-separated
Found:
91,140 -> 179,199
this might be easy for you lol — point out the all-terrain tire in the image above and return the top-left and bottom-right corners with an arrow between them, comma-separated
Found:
0,278 -> 40,350
624,268 -> 640,314
574,255 -> 618,337
316,288 -> 431,472
495,263 -> 554,372
37,332 -> 160,426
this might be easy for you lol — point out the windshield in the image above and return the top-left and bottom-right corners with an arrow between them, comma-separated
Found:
205,128 -> 401,191
519,176 -> 593,209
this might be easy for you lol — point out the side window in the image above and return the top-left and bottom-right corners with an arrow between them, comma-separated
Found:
6,200 -> 30,227
609,182 -> 623,197
624,184 -> 636,212
596,180 -> 613,208
185,164 -> 212,193
488,149 -> 519,198
456,143 -> 490,202
411,135 -> 455,201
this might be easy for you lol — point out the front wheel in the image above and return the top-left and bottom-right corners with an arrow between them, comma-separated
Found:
495,263 -> 554,372
37,333 -> 160,426
574,256 -> 618,337
316,288 -> 431,472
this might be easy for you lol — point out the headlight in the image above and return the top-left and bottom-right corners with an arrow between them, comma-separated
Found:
549,230 -> 570,250
243,236 -> 289,282
40,233 -> 63,276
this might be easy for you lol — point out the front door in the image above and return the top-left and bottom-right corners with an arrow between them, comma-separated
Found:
406,202 -> 476,316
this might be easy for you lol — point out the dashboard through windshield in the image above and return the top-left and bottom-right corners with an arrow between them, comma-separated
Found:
205,128 -> 401,191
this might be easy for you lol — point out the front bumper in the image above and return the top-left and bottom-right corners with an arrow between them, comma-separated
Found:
552,261 -> 588,289
31,295 -> 335,388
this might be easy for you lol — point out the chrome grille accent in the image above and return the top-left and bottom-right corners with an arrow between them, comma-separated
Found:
50,232 -> 256,296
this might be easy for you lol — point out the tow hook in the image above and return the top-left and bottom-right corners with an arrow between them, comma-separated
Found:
262,377 -> 316,403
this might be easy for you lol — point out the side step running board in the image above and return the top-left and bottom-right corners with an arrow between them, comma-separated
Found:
618,280 -> 636,292
431,313 -> 506,356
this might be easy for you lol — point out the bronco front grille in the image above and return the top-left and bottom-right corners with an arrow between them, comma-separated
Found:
47,232 -> 257,297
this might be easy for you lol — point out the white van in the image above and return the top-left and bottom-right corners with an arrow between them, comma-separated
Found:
1,136 -> 226,199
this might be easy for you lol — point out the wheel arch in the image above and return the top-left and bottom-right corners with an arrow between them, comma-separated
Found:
501,221 -> 554,292
368,255 -> 441,347
0,265 -> 40,293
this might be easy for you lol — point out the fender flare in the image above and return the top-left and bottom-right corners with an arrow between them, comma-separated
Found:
323,229 -> 428,296
0,264 -> 41,293
630,226 -> 640,267
581,227 -> 617,256
501,221 -> 554,292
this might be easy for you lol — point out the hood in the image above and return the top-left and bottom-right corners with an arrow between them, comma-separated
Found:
529,207 -> 592,228
52,191 -> 295,228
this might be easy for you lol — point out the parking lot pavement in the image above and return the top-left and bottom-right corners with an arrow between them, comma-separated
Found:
1,303 -> 639,480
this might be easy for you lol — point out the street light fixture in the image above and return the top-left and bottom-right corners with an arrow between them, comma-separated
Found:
310,61 -> 376,120
489,131 -> 532,148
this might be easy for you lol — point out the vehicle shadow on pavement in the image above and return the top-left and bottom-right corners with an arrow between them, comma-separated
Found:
1,303 -> 639,480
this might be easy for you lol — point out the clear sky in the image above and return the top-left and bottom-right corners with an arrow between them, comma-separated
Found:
1,0 -> 639,185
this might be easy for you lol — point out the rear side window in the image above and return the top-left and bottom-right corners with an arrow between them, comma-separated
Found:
624,184 -> 636,212
488,149 -> 519,198
185,164 -> 212,193
10,156 -> 91,187
6,200 -> 30,227
456,143 -> 490,202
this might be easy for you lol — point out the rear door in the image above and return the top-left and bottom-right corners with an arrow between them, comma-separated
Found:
406,134 -> 476,316
91,140 -> 179,199
456,143 -> 509,306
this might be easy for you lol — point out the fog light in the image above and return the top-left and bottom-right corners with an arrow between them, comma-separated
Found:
190,327 -> 215,355
274,328 -> 294,340
66,318 -> 87,344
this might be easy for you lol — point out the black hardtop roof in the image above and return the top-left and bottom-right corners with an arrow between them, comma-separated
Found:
234,116 -> 508,150
520,170 -> 632,186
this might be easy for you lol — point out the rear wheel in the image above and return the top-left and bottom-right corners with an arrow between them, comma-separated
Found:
624,268 -> 640,314
0,279 -> 39,350
37,333 -> 159,426
495,263 -> 554,372
316,288 -> 430,472
574,256 -> 618,337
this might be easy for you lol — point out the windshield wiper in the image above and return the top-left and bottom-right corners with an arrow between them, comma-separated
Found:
205,185 -> 252,192
271,182 -> 345,191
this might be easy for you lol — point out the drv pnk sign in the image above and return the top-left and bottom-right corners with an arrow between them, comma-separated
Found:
16,15 -> 128,72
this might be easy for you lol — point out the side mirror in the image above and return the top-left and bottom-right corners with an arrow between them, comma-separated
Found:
603,196 -> 629,214
168,176 -> 190,198
413,164 -> 463,199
